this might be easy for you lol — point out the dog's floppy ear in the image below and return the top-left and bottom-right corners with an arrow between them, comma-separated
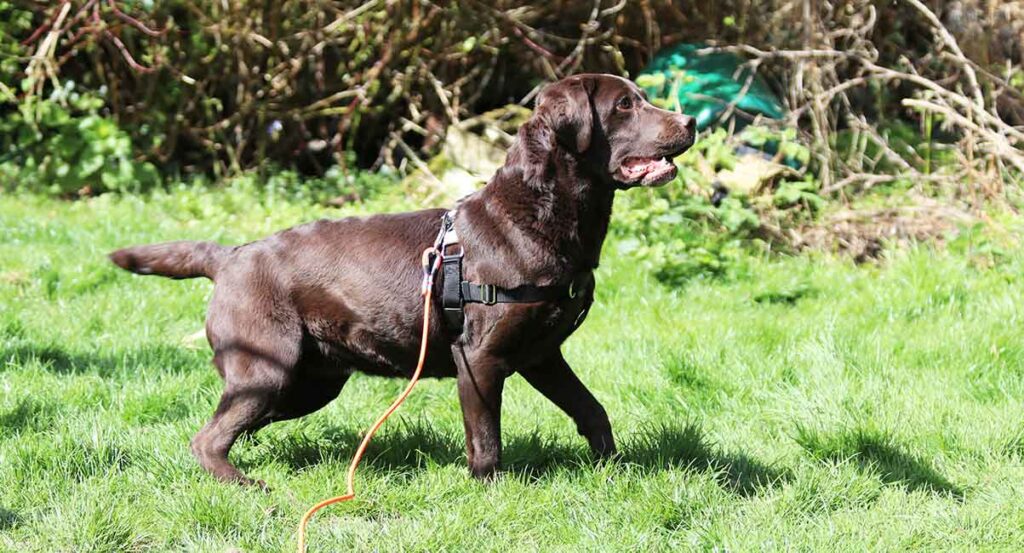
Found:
535,76 -> 594,154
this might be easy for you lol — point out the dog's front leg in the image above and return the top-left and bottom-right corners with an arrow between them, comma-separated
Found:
519,350 -> 616,458
453,345 -> 507,479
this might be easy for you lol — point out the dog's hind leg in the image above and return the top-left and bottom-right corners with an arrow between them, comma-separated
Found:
191,384 -> 275,486
191,341 -> 299,486
257,356 -> 350,427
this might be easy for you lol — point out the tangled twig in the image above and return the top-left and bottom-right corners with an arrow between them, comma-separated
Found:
10,0 -> 1022,197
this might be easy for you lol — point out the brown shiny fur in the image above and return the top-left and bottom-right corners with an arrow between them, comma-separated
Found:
109,74 -> 696,484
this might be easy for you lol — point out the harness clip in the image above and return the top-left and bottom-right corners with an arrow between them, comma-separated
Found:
480,284 -> 497,305
421,247 -> 442,296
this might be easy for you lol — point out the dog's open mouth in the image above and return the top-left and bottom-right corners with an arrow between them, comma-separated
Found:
616,156 -> 678,186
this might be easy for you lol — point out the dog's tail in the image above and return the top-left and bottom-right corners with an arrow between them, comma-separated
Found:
108,241 -> 229,280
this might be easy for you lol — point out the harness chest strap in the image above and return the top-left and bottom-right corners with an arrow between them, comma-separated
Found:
439,215 -> 464,330
460,273 -> 593,305
436,211 -> 593,334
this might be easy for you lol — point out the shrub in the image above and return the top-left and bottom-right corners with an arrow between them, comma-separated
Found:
612,126 -> 821,286
0,83 -> 159,195
6,0 -> 1019,194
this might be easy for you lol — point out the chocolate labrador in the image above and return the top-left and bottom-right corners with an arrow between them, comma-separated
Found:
109,74 -> 696,484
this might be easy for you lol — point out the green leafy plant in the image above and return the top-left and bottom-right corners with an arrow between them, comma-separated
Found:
614,192 -> 758,287
255,161 -> 398,205
0,82 -> 159,195
612,125 -> 824,287
740,126 -> 810,168
773,178 -> 824,210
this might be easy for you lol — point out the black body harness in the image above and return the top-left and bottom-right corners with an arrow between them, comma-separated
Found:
429,211 -> 593,335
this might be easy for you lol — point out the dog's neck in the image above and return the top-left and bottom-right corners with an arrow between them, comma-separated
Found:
469,119 -> 615,278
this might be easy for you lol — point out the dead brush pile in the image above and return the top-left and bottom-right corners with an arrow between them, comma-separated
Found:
8,1 -> 1024,253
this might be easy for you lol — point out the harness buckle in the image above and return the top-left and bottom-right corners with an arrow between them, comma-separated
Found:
443,243 -> 464,259
568,272 -> 594,300
480,284 -> 497,305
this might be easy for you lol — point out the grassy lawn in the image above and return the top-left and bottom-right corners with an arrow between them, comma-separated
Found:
3,185 -> 1024,551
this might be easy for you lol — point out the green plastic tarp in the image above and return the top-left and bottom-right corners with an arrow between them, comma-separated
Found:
637,43 -> 785,131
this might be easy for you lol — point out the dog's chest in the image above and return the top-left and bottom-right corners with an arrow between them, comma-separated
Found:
464,290 -> 593,362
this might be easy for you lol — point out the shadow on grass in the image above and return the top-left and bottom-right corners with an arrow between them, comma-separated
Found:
795,425 -> 963,498
1,342 -> 207,377
0,397 -> 55,434
247,419 -> 786,496
251,419 -> 464,473
752,284 -> 818,306
622,422 -> 790,497
0,506 -> 19,531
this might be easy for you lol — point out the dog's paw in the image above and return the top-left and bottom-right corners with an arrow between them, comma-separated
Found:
470,464 -> 500,482
236,476 -> 272,492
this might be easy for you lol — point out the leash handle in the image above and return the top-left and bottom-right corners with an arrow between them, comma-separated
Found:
297,247 -> 439,552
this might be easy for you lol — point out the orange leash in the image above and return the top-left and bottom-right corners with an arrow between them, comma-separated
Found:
296,247 -> 441,552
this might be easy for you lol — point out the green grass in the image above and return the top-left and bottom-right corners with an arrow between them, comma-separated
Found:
3,183 -> 1024,551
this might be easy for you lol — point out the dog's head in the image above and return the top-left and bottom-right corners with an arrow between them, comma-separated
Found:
535,74 -> 696,188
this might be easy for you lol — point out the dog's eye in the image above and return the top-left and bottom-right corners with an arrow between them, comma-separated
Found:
616,96 -> 633,111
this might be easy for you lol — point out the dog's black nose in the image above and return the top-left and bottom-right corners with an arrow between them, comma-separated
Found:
673,113 -> 697,149
680,114 -> 696,137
